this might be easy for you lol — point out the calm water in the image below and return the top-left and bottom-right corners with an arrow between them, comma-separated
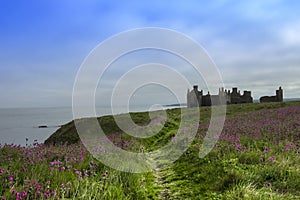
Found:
0,105 -> 179,146
0,107 -> 74,146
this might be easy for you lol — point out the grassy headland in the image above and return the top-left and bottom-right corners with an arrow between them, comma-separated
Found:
1,101 -> 299,199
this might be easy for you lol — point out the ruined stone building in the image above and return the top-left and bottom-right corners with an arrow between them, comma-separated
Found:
187,85 -> 284,107
187,85 -> 253,107
259,87 -> 283,103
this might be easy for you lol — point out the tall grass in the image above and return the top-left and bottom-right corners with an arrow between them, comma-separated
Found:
0,143 -> 156,199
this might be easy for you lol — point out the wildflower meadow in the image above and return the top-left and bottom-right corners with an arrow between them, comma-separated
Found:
1,101 -> 299,199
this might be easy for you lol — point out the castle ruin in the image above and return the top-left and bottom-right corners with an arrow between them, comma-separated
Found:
187,86 -> 253,107
187,86 -> 283,107
259,87 -> 283,103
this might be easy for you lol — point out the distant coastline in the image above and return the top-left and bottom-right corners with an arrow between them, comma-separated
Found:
283,98 -> 300,102
163,103 -> 187,107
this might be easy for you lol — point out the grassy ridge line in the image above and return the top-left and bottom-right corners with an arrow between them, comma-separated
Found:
44,101 -> 299,146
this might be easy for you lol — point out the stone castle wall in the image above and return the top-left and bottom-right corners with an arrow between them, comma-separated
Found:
187,86 -> 282,107
259,87 -> 283,103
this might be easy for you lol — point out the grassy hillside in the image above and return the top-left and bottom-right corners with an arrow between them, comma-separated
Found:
45,101 -> 299,146
1,101 -> 299,199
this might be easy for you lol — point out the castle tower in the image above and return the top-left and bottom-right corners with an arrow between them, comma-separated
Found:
187,89 -> 190,107
193,85 -> 198,91
232,88 -> 238,94
242,91 -> 253,103
276,86 -> 283,102
187,85 -> 202,107
230,87 -> 240,104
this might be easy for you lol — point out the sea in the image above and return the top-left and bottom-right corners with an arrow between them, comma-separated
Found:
0,105 -> 180,146
0,107 -> 73,146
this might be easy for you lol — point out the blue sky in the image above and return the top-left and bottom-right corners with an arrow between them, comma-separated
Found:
1,0 -> 300,108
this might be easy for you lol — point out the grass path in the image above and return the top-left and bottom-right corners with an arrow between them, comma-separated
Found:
154,167 -> 172,200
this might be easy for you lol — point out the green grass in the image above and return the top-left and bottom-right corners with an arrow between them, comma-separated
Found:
2,101 -> 300,199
